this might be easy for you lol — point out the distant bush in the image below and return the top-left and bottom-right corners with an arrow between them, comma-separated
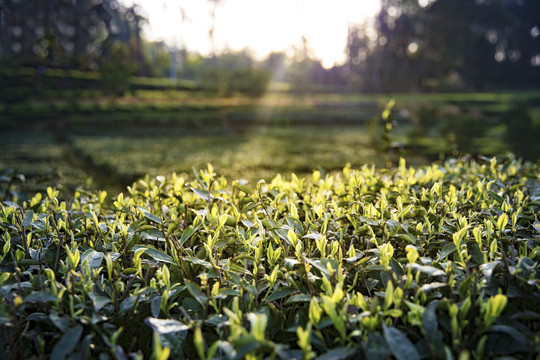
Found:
409,106 -> 440,139
440,113 -> 486,154
199,67 -> 271,97
99,43 -> 135,97
504,103 -> 540,160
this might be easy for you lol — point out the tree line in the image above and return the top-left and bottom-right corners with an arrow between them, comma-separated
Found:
1,0 -> 539,94
346,0 -> 540,91
0,0 -> 144,72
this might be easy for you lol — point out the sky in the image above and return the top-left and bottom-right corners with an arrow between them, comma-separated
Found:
120,0 -> 381,68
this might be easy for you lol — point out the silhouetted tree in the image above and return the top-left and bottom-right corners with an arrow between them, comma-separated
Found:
0,0 -> 145,72
346,0 -> 540,91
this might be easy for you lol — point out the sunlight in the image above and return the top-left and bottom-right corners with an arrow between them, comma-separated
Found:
121,0 -> 380,68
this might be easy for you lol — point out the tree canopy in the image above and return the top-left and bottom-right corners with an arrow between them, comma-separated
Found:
0,0 -> 144,71
346,0 -> 540,91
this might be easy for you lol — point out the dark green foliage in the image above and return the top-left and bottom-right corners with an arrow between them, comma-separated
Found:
199,67 -> 271,97
504,103 -> 540,161
347,0 -> 540,92
0,158 -> 539,359
99,43 -> 135,97
440,114 -> 486,154
0,0 -> 143,71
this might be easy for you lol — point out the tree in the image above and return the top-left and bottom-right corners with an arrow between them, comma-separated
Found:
0,0 -> 144,71
198,50 -> 271,97
346,0 -> 540,91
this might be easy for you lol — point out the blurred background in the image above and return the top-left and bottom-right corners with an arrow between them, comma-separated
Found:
1,0 -> 539,199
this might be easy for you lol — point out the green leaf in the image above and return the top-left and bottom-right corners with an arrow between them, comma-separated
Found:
438,243 -> 456,260
141,229 -> 166,242
422,302 -> 444,351
409,264 -> 445,277
488,325 -> 527,344
24,210 -> 34,228
284,257 -> 301,270
234,183 -> 252,194
138,207 -> 162,224
49,312 -> 70,332
489,191 -> 504,204
533,222 -> 540,235
386,219 -> 400,234
419,282 -> 448,293
480,261 -> 501,279
303,232 -> 322,241
192,187 -> 213,201
145,318 -> 189,334
458,274 -> 476,297
228,261 -> 252,275
383,325 -> 420,360
359,216 -> 379,226
146,318 -> 188,358
23,291 -> 58,303
50,325 -> 83,360
390,257 -> 405,277
317,346 -> 358,360
151,296 -> 162,318
183,256 -> 213,269
397,233 -> 417,244
186,281 -> 207,307
132,245 -> 174,264
81,249 -> 104,270
234,342 -> 261,360
119,296 -> 138,314
284,294 -> 312,304
248,312 -> 267,341
265,288 -> 296,302
179,225 -> 200,247
364,333 -> 387,360
384,309 -> 403,317
305,258 -> 336,279
470,243 -> 484,264
88,293 -> 111,312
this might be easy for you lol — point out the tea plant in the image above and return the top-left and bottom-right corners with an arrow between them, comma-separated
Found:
0,157 -> 538,359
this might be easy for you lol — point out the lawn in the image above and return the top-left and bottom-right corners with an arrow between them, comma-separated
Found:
1,89 -> 539,200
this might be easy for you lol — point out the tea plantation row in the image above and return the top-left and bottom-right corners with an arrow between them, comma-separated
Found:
0,157 -> 539,359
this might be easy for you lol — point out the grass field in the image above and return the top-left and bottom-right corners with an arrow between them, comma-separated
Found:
1,89 -> 539,200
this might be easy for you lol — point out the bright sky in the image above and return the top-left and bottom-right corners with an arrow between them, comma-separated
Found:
121,0 -> 381,68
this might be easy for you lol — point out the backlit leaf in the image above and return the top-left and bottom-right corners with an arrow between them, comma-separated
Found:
132,245 -> 174,264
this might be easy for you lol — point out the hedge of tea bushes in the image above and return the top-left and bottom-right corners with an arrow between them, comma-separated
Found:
0,157 -> 539,359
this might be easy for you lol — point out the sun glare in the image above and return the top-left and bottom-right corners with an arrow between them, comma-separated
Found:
122,0 -> 380,68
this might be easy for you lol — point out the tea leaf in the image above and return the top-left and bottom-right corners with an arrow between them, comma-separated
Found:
138,207 -> 162,224
50,325 -> 83,360
179,225 -> 201,247
186,281 -> 207,307
24,292 -> 58,303
383,325 -> 420,360
488,325 -> 527,344
81,249 -> 104,270
285,294 -> 312,304
266,288 -> 296,302
184,256 -> 213,269
133,245 -> 174,264
438,243 -> 456,260
145,318 -> 189,334
422,302 -> 444,350
409,264 -> 445,277
192,187 -> 214,202
317,347 -> 358,360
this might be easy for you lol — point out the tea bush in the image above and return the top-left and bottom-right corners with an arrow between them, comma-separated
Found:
0,158 -> 539,359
